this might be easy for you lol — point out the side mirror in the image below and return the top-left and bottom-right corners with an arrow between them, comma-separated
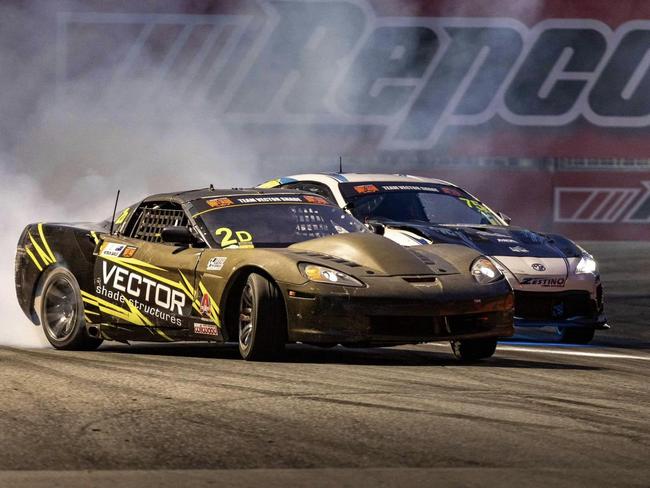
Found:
498,212 -> 512,225
161,226 -> 197,245
366,222 -> 385,236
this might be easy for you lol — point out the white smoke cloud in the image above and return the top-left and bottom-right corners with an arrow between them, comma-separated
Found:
0,1 -> 262,346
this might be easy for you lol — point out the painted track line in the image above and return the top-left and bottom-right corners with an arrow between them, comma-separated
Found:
496,346 -> 650,361
426,342 -> 650,361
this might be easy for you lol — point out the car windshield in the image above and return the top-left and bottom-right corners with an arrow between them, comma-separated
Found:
193,194 -> 366,248
339,182 -> 503,226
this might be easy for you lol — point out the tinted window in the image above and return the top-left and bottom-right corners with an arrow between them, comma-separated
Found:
340,182 -> 503,225
193,194 -> 366,248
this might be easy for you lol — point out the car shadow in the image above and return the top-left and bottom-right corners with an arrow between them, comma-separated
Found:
100,342 -> 602,370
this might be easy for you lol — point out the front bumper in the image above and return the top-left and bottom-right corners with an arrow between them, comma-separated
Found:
280,275 -> 514,345
513,287 -> 606,330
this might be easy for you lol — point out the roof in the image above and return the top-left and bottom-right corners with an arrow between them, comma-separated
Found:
143,187 -> 311,205
287,173 -> 456,186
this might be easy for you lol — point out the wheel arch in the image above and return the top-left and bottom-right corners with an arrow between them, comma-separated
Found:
220,265 -> 288,342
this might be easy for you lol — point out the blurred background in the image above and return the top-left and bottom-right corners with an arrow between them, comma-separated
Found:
1,0 -> 648,345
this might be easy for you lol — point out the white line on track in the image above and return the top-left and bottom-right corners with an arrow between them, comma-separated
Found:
496,346 -> 650,361
426,343 -> 650,361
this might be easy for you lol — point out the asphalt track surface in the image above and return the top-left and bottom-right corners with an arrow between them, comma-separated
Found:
1,242 -> 649,487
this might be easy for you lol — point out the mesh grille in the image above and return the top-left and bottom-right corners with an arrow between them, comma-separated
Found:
133,208 -> 187,243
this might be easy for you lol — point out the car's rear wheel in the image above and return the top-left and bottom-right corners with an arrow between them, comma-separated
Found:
238,273 -> 286,361
450,338 -> 497,361
34,267 -> 103,350
558,327 -> 595,344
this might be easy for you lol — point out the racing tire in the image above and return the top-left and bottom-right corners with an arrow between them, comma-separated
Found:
237,273 -> 286,361
558,327 -> 595,344
34,267 -> 103,351
450,338 -> 497,361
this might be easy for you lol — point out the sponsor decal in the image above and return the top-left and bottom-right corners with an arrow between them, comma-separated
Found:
236,196 -> 303,204
215,227 -> 254,248
101,243 -> 126,257
531,263 -> 547,272
98,261 -> 186,325
207,197 -> 234,208
206,256 -> 227,271
441,187 -> 463,197
303,195 -> 329,205
193,322 -> 219,337
121,246 -> 138,258
509,246 -> 529,253
380,185 -> 439,192
520,277 -> 566,288
200,293 -> 211,316
353,184 -> 380,194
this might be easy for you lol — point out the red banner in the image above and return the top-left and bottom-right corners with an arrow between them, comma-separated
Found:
422,169 -> 650,240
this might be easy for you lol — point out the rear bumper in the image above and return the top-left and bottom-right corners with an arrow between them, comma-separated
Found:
281,280 -> 514,345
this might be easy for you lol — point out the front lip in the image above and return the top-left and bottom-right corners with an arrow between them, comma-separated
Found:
515,313 -> 609,329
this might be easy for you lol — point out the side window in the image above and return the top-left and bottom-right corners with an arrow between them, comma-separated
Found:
283,182 -> 336,202
126,202 -> 189,244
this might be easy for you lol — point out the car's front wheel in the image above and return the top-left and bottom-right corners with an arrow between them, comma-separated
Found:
238,273 -> 286,361
558,327 -> 595,344
450,338 -> 497,361
34,267 -> 103,350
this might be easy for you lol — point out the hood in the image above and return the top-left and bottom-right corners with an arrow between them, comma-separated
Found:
383,222 -> 582,259
288,232 -> 462,276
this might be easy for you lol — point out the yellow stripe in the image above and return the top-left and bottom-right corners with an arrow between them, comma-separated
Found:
115,208 -> 130,225
97,305 -> 130,322
179,271 -> 196,296
90,231 -> 99,245
82,291 -> 173,340
38,223 -> 56,263
117,257 -> 166,271
81,291 -> 133,315
28,233 -> 53,266
257,179 -> 281,189
85,310 -> 100,315
124,299 -> 152,326
25,248 -> 43,272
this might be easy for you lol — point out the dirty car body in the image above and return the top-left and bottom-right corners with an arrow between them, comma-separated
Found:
15,188 -> 513,358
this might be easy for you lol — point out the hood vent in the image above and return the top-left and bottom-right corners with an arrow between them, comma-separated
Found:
403,276 -> 438,284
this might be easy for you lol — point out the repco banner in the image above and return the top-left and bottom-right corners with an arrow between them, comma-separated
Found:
57,0 -> 650,157
54,0 -> 650,239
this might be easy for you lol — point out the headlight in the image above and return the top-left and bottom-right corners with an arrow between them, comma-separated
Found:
299,263 -> 364,287
470,257 -> 503,284
576,254 -> 597,274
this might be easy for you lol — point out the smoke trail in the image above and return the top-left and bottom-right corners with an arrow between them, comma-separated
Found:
1,0 -> 552,346
0,1 -> 262,346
